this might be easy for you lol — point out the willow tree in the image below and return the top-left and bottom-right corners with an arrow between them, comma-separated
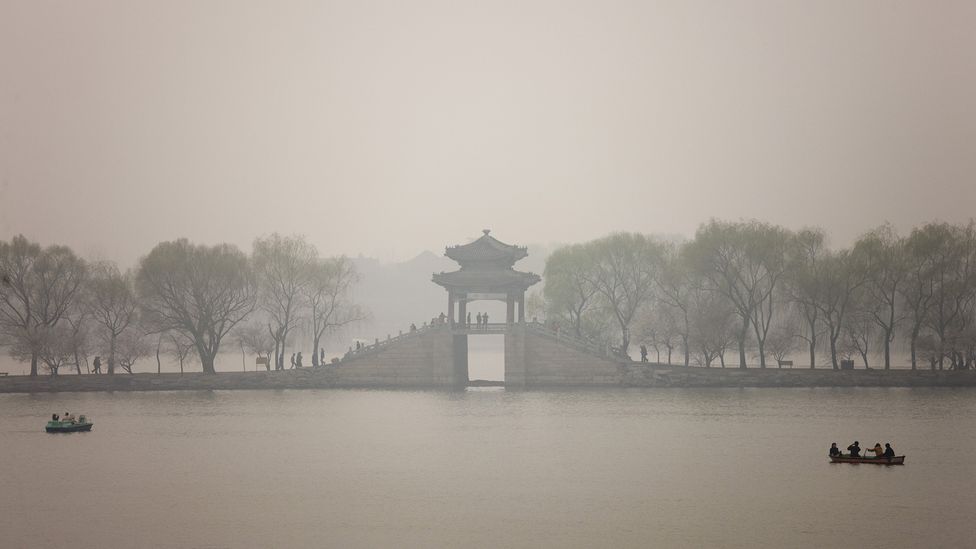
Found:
87,262 -> 139,375
786,229 -> 828,368
542,243 -> 600,339
0,235 -> 88,376
136,239 -> 255,374
303,256 -> 364,366
686,221 -> 792,368
853,224 -> 906,370
252,234 -> 317,370
589,233 -> 665,354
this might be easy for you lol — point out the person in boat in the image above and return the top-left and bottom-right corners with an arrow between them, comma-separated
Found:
62,412 -> 75,423
847,441 -> 861,458
51,413 -> 60,421
867,443 -> 884,458
829,443 -> 841,457
883,443 -> 896,459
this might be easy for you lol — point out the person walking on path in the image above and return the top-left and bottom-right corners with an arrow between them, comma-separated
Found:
290,353 -> 296,369
92,356 -> 102,374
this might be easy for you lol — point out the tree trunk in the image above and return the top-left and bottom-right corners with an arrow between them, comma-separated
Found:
75,350 -> 83,375
108,333 -> 117,375
738,316 -> 749,368
682,335 -> 689,367
30,353 -> 38,376
156,339 -> 162,374
883,328 -> 892,370
756,339 -> 766,369
829,334 -> 839,370
201,354 -> 216,374
312,334 -> 322,367
910,330 -> 919,370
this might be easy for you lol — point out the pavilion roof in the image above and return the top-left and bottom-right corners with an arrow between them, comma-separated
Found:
432,268 -> 540,293
444,230 -> 528,266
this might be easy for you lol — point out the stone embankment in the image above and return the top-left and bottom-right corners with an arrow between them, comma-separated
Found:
620,364 -> 976,388
0,364 -> 974,393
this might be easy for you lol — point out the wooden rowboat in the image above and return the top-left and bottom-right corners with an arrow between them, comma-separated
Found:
830,455 -> 905,465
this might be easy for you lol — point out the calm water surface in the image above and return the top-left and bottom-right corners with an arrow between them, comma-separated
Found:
2,387 -> 974,548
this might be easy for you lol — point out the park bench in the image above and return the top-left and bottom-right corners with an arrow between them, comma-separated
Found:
777,360 -> 793,368
0,372 -> 8,376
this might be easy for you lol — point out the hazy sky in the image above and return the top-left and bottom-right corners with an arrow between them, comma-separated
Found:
1,1 -> 974,267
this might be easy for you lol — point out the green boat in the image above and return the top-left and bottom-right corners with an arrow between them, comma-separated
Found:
45,415 -> 93,433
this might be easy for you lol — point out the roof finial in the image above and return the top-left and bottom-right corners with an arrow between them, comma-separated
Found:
483,229 -> 491,236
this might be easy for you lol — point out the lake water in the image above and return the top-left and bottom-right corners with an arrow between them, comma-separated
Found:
1,387 -> 974,548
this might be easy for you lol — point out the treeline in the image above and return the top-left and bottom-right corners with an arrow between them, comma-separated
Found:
542,220 -> 976,370
0,234 -> 363,376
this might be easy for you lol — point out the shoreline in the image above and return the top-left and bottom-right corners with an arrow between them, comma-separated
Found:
1,365 -> 974,393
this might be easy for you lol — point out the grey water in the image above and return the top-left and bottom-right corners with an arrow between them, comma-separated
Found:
2,387 -> 974,548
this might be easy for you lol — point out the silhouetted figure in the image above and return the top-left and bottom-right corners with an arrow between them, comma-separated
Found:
438,312 -> 446,324
467,312 -> 471,328
847,441 -> 861,458
640,345 -> 648,363
883,443 -> 896,459
290,353 -> 296,368
92,356 -> 102,374
296,352 -> 303,368
52,413 -> 59,421
829,443 -> 841,457
483,313 -> 489,327
410,323 -> 417,332
320,348 -> 325,365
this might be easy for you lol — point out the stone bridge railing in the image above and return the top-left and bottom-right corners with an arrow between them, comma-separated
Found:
523,322 -> 630,362
340,321 -> 449,362
341,320 -> 631,364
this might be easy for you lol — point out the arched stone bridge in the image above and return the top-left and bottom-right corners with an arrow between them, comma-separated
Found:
332,321 -> 629,388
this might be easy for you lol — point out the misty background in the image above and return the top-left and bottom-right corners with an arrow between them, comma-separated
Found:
2,2 -> 975,372
2,1 -> 974,265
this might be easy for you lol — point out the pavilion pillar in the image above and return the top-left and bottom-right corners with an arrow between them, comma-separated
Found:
517,292 -> 525,323
459,294 -> 467,327
448,291 -> 456,325
506,293 -> 515,324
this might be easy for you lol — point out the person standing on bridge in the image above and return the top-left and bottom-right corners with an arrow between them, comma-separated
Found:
483,312 -> 489,328
640,345 -> 648,363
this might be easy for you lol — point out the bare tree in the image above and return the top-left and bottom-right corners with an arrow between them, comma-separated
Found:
136,239 -> 256,374
236,321 -> 275,371
113,330 -> 152,374
589,233 -> 665,354
655,243 -> 695,366
853,224 -> 906,370
543,244 -> 601,339
87,262 -> 139,375
10,324 -> 79,375
814,250 -> 869,369
843,309 -> 874,368
0,236 -> 88,376
786,229 -> 828,368
303,257 -> 365,366
252,234 -> 317,370
166,332 -> 196,375
686,220 -> 792,368
764,323 -> 798,367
